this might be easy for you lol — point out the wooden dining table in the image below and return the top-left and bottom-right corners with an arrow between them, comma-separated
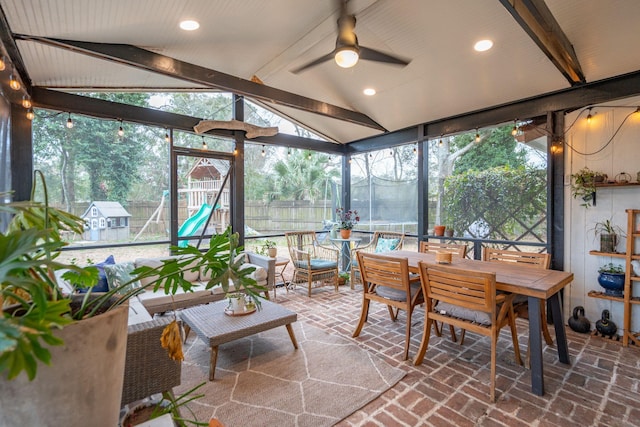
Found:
380,250 -> 574,396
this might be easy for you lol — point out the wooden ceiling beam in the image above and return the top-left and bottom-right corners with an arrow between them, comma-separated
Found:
499,0 -> 585,85
15,34 -> 386,132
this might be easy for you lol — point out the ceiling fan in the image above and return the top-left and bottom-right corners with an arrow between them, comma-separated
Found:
291,0 -> 410,74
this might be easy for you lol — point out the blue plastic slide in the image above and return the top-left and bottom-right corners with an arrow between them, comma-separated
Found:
178,203 -> 213,247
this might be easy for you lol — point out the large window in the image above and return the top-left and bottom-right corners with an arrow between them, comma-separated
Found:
349,145 -> 419,249
427,121 -> 548,257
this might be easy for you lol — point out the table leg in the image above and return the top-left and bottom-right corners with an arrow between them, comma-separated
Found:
183,325 -> 191,343
209,345 -> 219,381
527,296 -> 544,396
285,324 -> 299,349
549,292 -> 570,364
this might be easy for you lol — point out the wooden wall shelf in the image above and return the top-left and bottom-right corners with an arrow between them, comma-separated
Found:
589,250 -> 626,258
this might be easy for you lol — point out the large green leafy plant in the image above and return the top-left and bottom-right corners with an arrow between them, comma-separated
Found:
0,172 -> 264,381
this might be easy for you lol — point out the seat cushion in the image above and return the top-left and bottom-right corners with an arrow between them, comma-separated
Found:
435,301 -> 492,325
376,282 -> 421,301
294,259 -> 338,270
79,255 -> 115,293
375,238 -> 401,253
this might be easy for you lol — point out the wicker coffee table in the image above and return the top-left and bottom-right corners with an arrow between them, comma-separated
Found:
180,300 -> 298,380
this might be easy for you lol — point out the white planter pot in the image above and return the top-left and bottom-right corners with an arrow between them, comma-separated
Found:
229,295 -> 245,312
0,298 -> 129,427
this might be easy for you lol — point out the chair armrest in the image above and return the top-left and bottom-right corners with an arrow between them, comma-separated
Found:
244,251 -> 276,290
121,317 -> 182,406
316,245 -> 339,261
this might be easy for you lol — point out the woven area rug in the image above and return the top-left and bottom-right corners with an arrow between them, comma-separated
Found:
177,321 -> 405,426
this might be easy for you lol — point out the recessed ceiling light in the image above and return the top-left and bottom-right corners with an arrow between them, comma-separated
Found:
363,88 -> 376,96
474,39 -> 493,52
179,20 -> 200,31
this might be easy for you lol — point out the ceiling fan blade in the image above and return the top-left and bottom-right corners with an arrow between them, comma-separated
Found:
291,51 -> 336,74
359,46 -> 410,66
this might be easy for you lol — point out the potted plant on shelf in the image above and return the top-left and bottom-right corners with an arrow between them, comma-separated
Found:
571,167 -> 607,207
0,171 -> 264,426
597,263 -> 625,297
336,207 -> 359,239
591,218 -> 625,253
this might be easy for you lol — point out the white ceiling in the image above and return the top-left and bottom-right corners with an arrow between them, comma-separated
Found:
2,0 -> 640,143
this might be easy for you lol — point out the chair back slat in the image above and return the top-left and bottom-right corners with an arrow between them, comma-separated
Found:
358,252 -> 409,293
419,262 -> 495,316
419,241 -> 467,258
483,248 -> 550,269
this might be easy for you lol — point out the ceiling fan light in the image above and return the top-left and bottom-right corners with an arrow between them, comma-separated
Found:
335,47 -> 359,68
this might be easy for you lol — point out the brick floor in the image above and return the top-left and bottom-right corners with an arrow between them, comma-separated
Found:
267,282 -> 640,427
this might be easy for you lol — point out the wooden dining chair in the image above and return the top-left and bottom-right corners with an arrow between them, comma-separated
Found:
285,231 -> 340,297
352,252 -> 422,360
419,240 -> 468,340
414,261 -> 522,402
483,248 -> 553,364
350,231 -> 404,288
419,241 -> 468,258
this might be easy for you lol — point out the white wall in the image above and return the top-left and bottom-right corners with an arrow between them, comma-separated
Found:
564,95 -> 640,334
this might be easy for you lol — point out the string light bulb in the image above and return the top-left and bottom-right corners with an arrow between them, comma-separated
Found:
287,148 -> 291,157
475,129 -> 480,143
9,69 -> 20,90
413,145 -> 417,154
511,120 -> 518,136
438,138 -> 443,147
201,136 -> 207,150
26,109 -> 34,120
0,55 -> 5,71
66,113 -> 73,129
307,152 -> 312,160
117,120 -> 124,137
261,145 -> 265,156
22,95 -> 32,109
164,129 -> 170,142
586,107 -> 593,124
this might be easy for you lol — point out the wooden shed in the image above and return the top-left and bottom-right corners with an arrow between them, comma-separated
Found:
81,201 -> 132,241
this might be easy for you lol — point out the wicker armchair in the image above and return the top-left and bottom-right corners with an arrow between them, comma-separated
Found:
285,231 -> 339,297
350,231 -> 404,288
121,316 -> 182,407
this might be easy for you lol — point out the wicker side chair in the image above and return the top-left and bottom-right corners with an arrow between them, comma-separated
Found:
121,317 -> 182,408
285,231 -> 340,297
350,231 -> 404,288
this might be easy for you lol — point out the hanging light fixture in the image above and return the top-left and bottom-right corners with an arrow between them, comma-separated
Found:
117,120 -> 124,137
261,145 -> 266,156
21,95 -> 32,109
511,120 -> 518,136
201,136 -> 207,150
0,55 -> 5,71
475,129 -> 481,143
66,113 -> 73,129
587,107 -> 593,124
26,109 -> 34,120
9,68 -> 20,90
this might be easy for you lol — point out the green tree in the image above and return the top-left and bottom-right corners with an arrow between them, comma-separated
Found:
452,126 -> 527,174
271,150 -> 339,202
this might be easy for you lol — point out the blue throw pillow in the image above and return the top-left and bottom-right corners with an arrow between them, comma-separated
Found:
79,255 -> 115,293
375,238 -> 401,253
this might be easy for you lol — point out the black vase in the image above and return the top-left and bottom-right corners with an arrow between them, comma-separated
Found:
568,306 -> 591,333
595,309 -> 617,338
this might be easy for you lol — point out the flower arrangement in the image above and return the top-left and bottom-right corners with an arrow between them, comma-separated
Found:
336,207 -> 360,230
